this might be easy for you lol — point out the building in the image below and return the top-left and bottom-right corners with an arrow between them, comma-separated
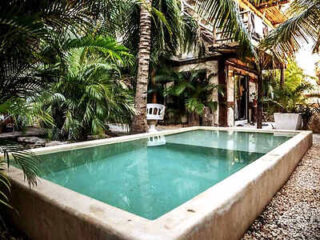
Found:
169,0 -> 288,127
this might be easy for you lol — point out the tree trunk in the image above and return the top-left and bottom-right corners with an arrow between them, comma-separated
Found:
131,0 -> 152,133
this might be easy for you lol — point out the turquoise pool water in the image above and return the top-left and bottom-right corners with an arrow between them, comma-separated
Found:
38,130 -> 293,220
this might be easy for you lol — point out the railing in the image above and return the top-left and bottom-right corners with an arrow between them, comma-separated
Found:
181,0 -> 270,48
214,11 -> 269,45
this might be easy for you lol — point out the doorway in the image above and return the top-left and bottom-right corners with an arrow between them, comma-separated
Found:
234,74 -> 249,123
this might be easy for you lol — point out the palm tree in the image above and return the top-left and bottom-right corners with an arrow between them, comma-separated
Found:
197,0 -> 255,56
262,0 -> 320,58
127,0 -> 198,133
0,0 -> 106,212
0,0 -> 133,210
131,0 -> 153,133
36,35 -> 135,141
157,69 -> 221,125
0,0 -> 104,104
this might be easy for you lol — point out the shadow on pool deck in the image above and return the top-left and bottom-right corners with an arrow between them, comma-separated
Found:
242,134 -> 320,240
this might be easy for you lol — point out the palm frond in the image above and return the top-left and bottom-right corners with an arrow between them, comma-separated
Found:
1,144 -> 41,187
197,0 -> 256,57
262,0 -> 320,57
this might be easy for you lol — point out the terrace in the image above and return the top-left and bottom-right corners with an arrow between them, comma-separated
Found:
214,10 -> 269,45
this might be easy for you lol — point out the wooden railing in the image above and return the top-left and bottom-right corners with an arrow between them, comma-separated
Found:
181,1 -> 270,47
214,11 -> 269,45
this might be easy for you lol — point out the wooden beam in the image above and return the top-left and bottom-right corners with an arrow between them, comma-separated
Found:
235,0 -> 274,28
169,55 -> 222,66
226,59 -> 258,75
255,0 -> 289,10
218,59 -> 228,127
212,27 -> 217,45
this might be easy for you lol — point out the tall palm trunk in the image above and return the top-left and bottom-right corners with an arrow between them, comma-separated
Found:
131,0 -> 152,133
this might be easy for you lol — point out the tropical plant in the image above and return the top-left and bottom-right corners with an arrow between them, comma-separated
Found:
263,59 -> 314,113
0,0 -> 95,214
0,148 -> 41,210
2,98 -> 54,132
36,35 -> 135,141
0,0 -> 134,217
263,60 -> 315,96
125,0 -> 199,133
157,69 -> 221,125
262,0 -> 320,58
130,0 -> 153,133
197,0 -> 255,57
0,0 -> 109,104
264,82 -> 313,113
0,102 -> 41,209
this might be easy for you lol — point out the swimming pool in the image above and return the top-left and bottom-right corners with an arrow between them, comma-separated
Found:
38,130 -> 292,220
7,127 -> 312,240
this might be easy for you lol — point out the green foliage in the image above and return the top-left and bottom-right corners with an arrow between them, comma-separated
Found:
122,0 -> 199,68
262,0 -> 320,58
36,36 -> 135,141
0,99 -> 42,210
0,0 -> 108,104
1,98 -> 54,131
0,0 -> 136,213
157,69 -> 221,116
284,60 -> 313,91
265,83 -> 313,113
263,61 -> 314,113
0,145 -> 41,209
0,0 -> 107,214
197,0 -> 256,58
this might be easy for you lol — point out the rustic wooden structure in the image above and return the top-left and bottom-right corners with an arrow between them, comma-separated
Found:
169,0 -> 288,128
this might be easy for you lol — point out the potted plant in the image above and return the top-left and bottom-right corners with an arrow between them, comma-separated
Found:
265,83 -> 313,130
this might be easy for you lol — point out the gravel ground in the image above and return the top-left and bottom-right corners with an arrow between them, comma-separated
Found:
242,134 -> 320,240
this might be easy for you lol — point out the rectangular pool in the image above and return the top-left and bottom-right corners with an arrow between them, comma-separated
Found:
7,127 -> 311,240
38,130 -> 292,220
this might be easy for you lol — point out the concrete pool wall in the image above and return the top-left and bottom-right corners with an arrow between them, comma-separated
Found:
5,127 -> 312,240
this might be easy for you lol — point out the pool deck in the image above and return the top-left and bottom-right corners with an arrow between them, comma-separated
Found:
242,134 -> 320,239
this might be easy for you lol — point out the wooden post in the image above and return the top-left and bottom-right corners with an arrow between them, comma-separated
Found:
212,27 -> 217,45
218,59 -> 227,127
257,60 -> 263,129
